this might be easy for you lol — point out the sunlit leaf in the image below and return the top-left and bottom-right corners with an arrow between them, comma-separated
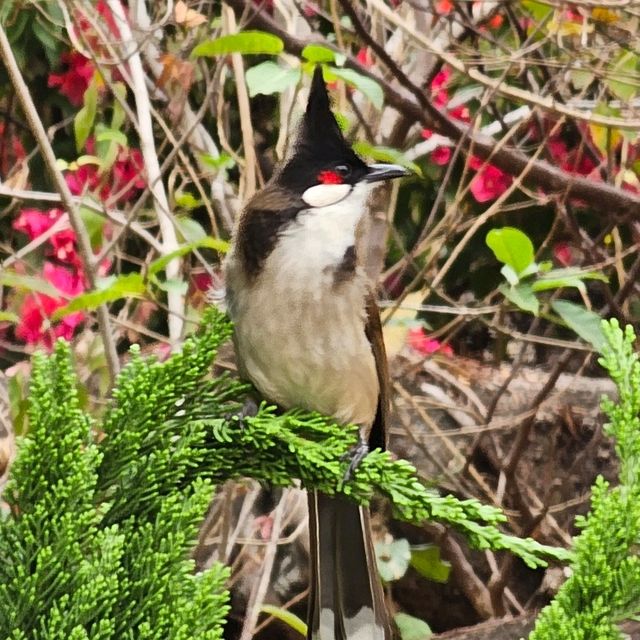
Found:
606,50 -> 639,101
174,192 -> 203,210
486,227 -> 535,275
245,62 -> 301,97
394,612 -> 433,640
0,311 -> 19,323
260,605 -> 307,636
551,300 -> 605,350
410,544 -> 451,583
148,238 -> 229,278
302,44 -> 345,66
74,74 -> 98,151
52,273 -> 147,319
532,268 -> 608,293
325,67 -> 384,109
352,141 -> 422,176
0,273 -> 59,297
191,31 -> 283,57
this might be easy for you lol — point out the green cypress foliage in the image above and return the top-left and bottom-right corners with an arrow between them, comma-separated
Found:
0,307 -> 569,638
529,319 -> 640,640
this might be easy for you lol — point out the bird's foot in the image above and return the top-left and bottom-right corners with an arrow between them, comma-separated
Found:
226,397 -> 259,429
341,433 -> 369,483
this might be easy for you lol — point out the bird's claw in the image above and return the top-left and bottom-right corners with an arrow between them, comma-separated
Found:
341,433 -> 369,483
226,397 -> 259,429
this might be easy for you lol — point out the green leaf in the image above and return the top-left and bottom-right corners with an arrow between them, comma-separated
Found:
302,44 -> 346,66
155,278 -> 188,295
607,50 -> 639,101
0,311 -> 19,323
352,141 -> 422,176
325,67 -> 384,109
522,0 -> 553,22
80,206 -> 106,250
191,31 -> 283,57
245,61 -> 301,97
410,544 -> 451,583
376,537 -> 411,582
199,152 -> 236,172
175,192 -> 203,210
176,216 -> 208,243
0,272 -> 60,297
500,264 -> 520,286
394,613 -> 432,640
550,300 -> 606,350
51,273 -> 146,319
486,227 -> 535,276
531,268 -> 608,293
110,82 -> 128,131
96,127 -> 128,147
500,283 -> 540,315
74,75 -> 98,151
260,605 -> 307,636
148,238 -> 229,278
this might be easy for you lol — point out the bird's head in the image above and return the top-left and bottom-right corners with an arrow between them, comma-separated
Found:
274,65 -> 410,208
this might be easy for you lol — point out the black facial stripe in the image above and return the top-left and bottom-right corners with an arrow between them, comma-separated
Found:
236,206 -> 300,278
332,245 -> 357,287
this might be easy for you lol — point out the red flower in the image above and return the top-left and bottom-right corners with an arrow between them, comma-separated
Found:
431,68 -> 451,107
111,147 -> 146,201
13,208 -> 63,240
436,0 -> 454,14
356,47 -> 374,68
421,129 -> 433,140
49,230 -> 81,267
431,146 -> 452,165
469,159 -> 512,202
48,51 -> 95,106
407,327 -> 453,357
65,163 -> 100,196
0,122 -> 26,178
553,242 -> 574,267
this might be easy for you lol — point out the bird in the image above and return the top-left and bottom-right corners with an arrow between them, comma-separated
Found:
224,65 -> 409,640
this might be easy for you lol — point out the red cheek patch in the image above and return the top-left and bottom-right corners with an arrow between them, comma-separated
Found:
317,170 -> 344,185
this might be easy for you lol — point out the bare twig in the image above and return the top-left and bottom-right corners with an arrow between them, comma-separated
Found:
0,23 -> 120,384
105,0 -> 185,343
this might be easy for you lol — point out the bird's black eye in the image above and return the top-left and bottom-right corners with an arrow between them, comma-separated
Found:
335,164 -> 352,178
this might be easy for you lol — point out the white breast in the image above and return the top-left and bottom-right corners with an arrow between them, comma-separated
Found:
227,182 -> 379,427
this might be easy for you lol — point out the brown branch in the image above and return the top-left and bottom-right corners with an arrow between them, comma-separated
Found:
225,0 -> 640,218
0,24 -> 120,384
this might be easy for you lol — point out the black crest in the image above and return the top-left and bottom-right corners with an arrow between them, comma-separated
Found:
277,66 -> 368,193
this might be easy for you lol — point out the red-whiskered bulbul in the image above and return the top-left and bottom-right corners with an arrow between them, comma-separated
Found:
225,66 -> 409,640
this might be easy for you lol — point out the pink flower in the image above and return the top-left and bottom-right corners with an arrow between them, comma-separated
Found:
13,208 -> 62,240
407,327 -> 453,357
43,262 -> 85,296
15,263 -> 86,347
431,146 -> 452,165
48,51 -> 95,106
469,161 -> 512,202
421,129 -> 433,140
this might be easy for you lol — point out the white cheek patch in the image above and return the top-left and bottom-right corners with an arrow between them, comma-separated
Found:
302,183 -> 352,208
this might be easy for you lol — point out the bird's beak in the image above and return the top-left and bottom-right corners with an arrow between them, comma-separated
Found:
365,163 -> 411,183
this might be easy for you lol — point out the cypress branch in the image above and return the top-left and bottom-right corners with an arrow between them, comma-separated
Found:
0,307 -> 569,639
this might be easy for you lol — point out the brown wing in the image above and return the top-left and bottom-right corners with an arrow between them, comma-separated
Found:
364,292 -> 389,451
